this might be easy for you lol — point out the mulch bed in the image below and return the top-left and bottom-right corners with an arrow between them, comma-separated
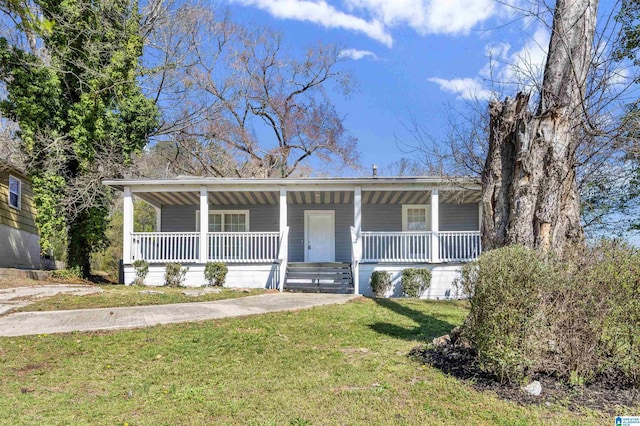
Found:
409,343 -> 640,414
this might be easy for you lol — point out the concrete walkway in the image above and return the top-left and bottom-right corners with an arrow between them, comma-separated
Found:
0,293 -> 359,337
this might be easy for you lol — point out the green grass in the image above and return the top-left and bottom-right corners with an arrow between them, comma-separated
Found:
0,298 -> 612,424
12,285 -> 267,313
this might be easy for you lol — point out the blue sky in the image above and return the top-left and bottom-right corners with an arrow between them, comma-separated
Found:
218,0 -> 621,176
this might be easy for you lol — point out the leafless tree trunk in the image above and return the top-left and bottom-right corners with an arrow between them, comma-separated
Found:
483,0 -> 598,255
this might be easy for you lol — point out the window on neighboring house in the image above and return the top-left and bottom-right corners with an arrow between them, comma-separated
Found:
196,210 -> 250,232
402,204 -> 430,231
8,175 -> 21,210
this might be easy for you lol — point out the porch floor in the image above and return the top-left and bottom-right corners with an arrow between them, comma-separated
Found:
284,262 -> 354,294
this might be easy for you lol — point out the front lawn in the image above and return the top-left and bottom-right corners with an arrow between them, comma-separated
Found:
0,298 -> 612,424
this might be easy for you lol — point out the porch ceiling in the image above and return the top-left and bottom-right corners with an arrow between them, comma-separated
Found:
135,191 -> 281,206
362,189 -> 481,204
133,189 -> 481,207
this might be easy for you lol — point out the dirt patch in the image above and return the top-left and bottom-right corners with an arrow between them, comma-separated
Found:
0,272 -> 115,290
0,277 -> 84,289
410,344 -> 640,414
0,284 -> 103,315
14,361 -> 50,375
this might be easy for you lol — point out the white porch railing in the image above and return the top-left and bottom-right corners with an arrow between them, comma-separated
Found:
439,231 -> 482,262
131,231 -> 280,263
131,232 -> 200,263
207,232 -> 280,263
361,231 -> 432,263
361,231 -> 482,263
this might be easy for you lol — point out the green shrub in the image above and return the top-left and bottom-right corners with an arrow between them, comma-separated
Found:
579,241 -> 640,386
458,245 -> 567,383
132,259 -> 149,286
51,266 -> 83,280
204,262 -> 228,287
370,270 -> 392,297
458,242 -> 640,387
401,268 -> 431,298
164,262 -> 189,287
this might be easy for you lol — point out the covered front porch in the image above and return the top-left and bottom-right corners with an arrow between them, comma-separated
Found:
105,177 -> 482,296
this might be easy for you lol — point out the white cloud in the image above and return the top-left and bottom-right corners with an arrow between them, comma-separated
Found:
431,25 -> 550,100
233,0 -> 508,46
479,26 -> 549,91
233,0 -> 393,46
339,48 -> 378,60
345,0 -> 496,35
428,77 -> 493,100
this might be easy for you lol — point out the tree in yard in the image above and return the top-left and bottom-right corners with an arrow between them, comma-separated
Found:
482,0 -> 598,255
0,0 -> 158,276
398,1 -> 640,241
142,3 -> 358,178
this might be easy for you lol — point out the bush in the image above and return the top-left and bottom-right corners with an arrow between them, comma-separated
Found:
580,241 -> 640,386
51,266 -> 83,280
204,262 -> 228,287
370,270 -> 392,297
458,242 -> 640,387
164,262 -> 189,287
458,245 -> 562,383
132,259 -> 149,286
401,268 -> 431,298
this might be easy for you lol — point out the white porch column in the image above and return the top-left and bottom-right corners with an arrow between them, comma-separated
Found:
123,186 -> 134,264
154,206 -> 162,232
199,186 -> 208,263
431,189 -> 440,263
278,187 -> 288,292
353,186 -> 362,294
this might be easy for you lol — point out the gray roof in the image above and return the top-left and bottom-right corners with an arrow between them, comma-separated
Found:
103,175 -> 480,190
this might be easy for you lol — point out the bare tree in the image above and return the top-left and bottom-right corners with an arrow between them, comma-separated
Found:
401,0 -> 640,244
140,2 -> 358,178
483,0 -> 598,255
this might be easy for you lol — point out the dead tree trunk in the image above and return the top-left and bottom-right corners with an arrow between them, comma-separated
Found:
482,0 -> 598,255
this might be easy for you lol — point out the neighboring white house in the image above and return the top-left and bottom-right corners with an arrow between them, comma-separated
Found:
0,160 -> 41,269
103,176 -> 482,298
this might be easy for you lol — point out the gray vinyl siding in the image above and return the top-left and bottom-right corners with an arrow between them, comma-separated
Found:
362,204 -> 402,231
287,204 -> 353,262
439,203 -> 479,231
161,204 -> 279,232
159,200 -> 479,263
362,203 -> 479,232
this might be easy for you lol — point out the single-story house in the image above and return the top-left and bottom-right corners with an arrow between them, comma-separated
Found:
0,160 -> 40,269
103,176 -> 482,298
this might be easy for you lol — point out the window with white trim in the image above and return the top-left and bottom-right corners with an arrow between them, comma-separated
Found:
8,175 -> 21,210
402,204 -> 431,231
196,210 -> 250,232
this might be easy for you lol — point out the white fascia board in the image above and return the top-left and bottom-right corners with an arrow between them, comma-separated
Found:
102,177 -> 480,191
103,176 -> 480,192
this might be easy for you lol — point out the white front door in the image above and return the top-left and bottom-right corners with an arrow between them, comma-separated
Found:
304,211 -> 335,262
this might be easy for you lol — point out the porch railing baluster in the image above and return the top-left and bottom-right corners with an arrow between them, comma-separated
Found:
360,231 -> 481,263
130,231 -> 281,264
